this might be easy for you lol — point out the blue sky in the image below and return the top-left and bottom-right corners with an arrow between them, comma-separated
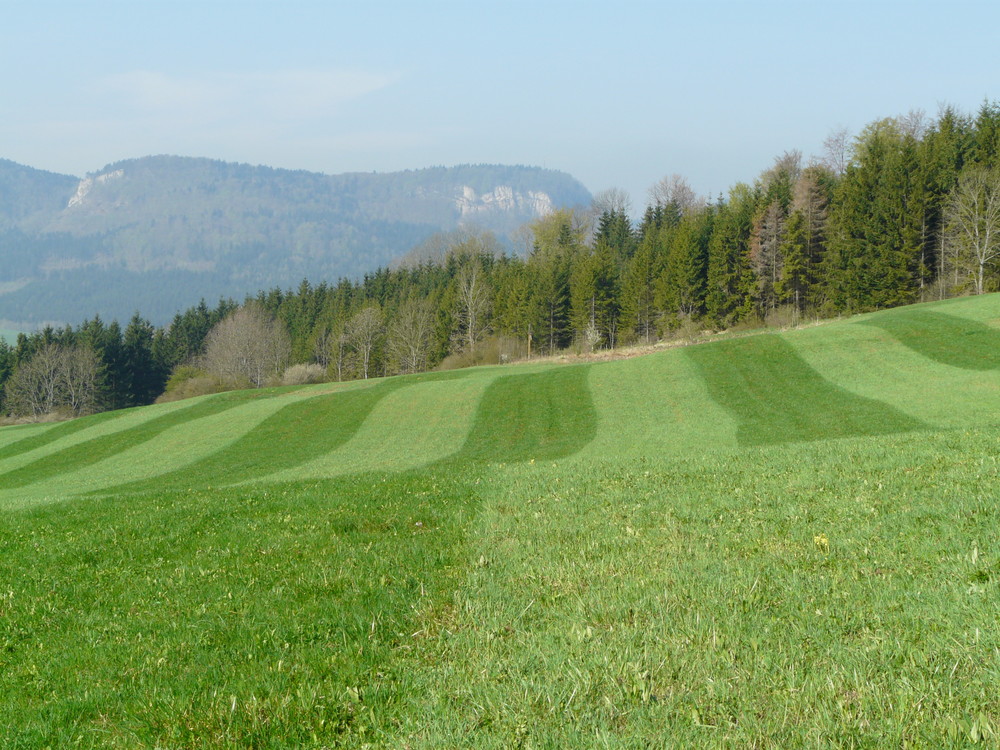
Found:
3,0 -> 999,210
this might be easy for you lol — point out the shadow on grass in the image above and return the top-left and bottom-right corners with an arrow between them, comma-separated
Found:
685,334 -> 924,446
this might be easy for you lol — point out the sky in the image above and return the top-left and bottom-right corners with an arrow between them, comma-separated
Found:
3,0 -> 1000,212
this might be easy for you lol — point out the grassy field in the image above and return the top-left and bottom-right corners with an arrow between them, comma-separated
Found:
0,328 -> 20,345
2,296 -> 1000,747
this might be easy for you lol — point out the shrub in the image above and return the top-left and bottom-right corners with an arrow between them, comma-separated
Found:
437,336 -> 504,371
765,304 -> 801,330
157,366 -> 228,403
280,363 -> 327,386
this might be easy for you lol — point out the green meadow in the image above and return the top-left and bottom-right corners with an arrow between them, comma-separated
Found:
2,296 -> 1000,747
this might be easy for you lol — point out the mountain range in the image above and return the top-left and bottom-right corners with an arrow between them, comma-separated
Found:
0,156 -> 591,328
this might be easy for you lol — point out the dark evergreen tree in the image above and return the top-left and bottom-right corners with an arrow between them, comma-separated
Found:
620,231 -> 661,343
706,185 -> 757,326
972,100 -> 1000,169
122,313 -> 166,406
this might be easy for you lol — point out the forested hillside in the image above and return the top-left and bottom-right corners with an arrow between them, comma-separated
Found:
0,158 -> 591,325
3,103 -> 1000,419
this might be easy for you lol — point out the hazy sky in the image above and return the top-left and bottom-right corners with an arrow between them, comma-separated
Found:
3,0 -> 999,210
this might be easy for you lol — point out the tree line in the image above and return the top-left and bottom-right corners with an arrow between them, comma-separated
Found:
3,103 -> 1000,420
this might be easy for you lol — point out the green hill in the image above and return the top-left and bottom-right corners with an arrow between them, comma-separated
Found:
2,296 -> 999,747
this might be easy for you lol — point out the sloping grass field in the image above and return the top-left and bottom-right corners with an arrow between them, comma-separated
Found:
2,296 -> 1000,747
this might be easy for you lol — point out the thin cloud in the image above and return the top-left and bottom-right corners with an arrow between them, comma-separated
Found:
95,68 -> 397,124
20,67 -> 407,172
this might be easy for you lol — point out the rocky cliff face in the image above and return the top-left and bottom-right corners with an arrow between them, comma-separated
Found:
454,184 -> 555,220
66,169 -> 125,209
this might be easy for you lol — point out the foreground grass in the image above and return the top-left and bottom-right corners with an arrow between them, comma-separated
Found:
405,431 -> 1000,746
2,295 -> 1000,746
0,472 -> 479,748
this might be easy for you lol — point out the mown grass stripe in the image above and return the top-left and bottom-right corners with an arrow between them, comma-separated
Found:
0,410 -> 127,462
685,333 -> 924,446
0,422 -> 54,451
0,388 -> 299,491
451,364 -> 597,463
581,349 -> 739,458
101,378 -> 408,495
861,309 -> 1000,370
1,386 -> 340,506
263,374 -> 495,481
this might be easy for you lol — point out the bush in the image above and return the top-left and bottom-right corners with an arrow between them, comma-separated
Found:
280,363 -> 327,386
765,304 -> 801,330
437,337 -> 504,371
156,366 -> 228,403
660,316 -> 705,344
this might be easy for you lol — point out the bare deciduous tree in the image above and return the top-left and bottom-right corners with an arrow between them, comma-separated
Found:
345,305 -> 384,379
314,323 -> 351,381
313,325 -> 336,370
750,200 -> 786,311
4,343 -> 99,418
201,302 -> 291,388
946,167 -> 1000,295
821,127 -> 850,176
454,261 -> 491,357
591,187 -> 633,217
648,174 -> 699,215
388,298 -> 434,374
898,108 -> 928,140
62,345 -> 101,416
761,150 -> 802,193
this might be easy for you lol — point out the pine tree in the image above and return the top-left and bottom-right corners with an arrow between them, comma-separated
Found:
594,208 -> 637,262
620,232 -> 661,343
122,313 -> 166,406
570,240 -> 617,349
658,208 -> 711,321
919,107 -> 972,292
706,185 -> 757,326
825,119 -> 921,311
972,100 -> 1000,169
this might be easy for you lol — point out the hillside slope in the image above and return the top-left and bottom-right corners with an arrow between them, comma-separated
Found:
0,157 -> 591,326
1,295 -> 999,747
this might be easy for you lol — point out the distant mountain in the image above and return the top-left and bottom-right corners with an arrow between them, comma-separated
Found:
0,159 -> 79,231
0,156 -> 591,326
